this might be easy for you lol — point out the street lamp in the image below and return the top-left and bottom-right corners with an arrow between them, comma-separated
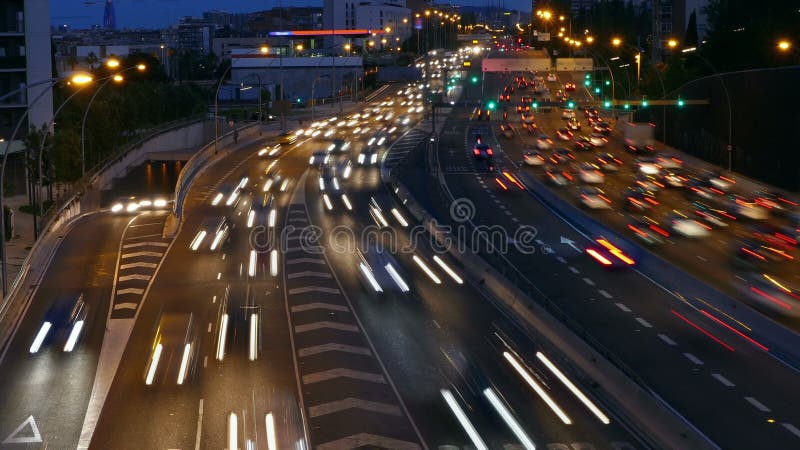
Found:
777,39 -> 791,51
105,58 -> 120,69
667,39 -> 678,49
611,37 -> 622,47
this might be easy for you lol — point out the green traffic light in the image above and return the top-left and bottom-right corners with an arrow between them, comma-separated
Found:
585,73 -> 591,79
677,99 -> 685,107
603,101 -> 611,108
471,76 -> 478,84
605,80 -> 610,86
623,103 -> 630,109
487,101 -> 496,110
584,80 -> 590,86
567,101 -> 575,108
594,87 -> 601,94
641,100 -> 649,108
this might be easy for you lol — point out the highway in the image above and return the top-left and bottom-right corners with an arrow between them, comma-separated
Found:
2,46 -> 797,450
391,50 -> 800,449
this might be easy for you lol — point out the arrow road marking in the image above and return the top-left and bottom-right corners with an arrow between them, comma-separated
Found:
3,415 -> 42,444
560,236 -> 582,253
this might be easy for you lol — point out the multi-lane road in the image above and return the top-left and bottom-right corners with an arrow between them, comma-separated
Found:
2,47 -> 799,450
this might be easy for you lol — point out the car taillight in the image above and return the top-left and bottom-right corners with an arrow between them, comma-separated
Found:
473,149 -> 479,155
487,149 -> 493,156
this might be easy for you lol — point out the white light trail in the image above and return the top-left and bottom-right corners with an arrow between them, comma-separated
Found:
270,250 -> 278,277
536,352 -> 610,424
359,262 -> 383,292
441,389 -> 488,450
145,343 -> 163,385
390,208 -> 409,227
266,412 -> 277,450
228,413 -> 238,450
342,194 -> 353,211
432,255 -> 463,284
323,194 -> 333,211
29,322 -> 52,353
412,255 -> 441,284
249,313 -> 258,361
63,320 -> 84,352
385,263 -> 410,292
248,250 -> 257,277
177,343 -> 191,385
503,351 -> 572,424
216,314 -> 229,361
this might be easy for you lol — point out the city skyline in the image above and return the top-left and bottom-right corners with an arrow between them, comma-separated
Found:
52,0 -> 532,29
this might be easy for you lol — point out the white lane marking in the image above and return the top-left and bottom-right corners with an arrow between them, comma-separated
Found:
598,289 -> 613,299
294,321 -> 359,333
697,255 -> 708,262
556,256 -> 567,264
504,210 -> 513,216
288,286 -> 340,295
511,217 -> 520,222
287,271 -> 333,279
123,233 -> 161,241
116,288 -> 144,295
635,317 -> 653,328
711,373 -> 735,387
194,399 -> 204,450
121,251 -> 164,259
286,257 -> 327,265
568,266 -> 580,274
782,423 -> 800,439
582,277 -> 595,286
119,262 -> 157,270
122,241 -> 169,249
616,303 -> 631,312
302,368 -> 386,385
658,334 -> 677,346
207,323 -> 212,333
203,356 -> 207,368
291,302 -> 349,313
684,353 -> 704,365
298,343 -> 371,358
745,397 -> 771,412
308,398 -> 401,418
113,302 -> 137,310
117,274 -> 151,282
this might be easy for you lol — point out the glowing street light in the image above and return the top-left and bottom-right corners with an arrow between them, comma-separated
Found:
112,74 -> 124,82
105,58 -> 120,68
586,36 -> 594,44
777,40 -> 792,52
260,46 -> 269,54
70,73 -> 94,84
667,39 -> 678,48
612,37 -> 622,47
136,63 -> 146,71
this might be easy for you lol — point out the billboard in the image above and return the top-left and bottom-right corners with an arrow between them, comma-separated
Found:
538,33 -> 550,42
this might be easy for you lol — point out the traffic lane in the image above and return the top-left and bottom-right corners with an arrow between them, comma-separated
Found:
314,153 -> 640,448
444,170 -> 800,449
0,212 -> 128,449
89,134 -> 292,449
508,105 -> 800,327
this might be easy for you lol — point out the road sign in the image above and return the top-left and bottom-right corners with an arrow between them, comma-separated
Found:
538,33 -> 550,42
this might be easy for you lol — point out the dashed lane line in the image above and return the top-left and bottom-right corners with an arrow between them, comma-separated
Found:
615,303 -> 631,312
744,397 -> 771,412
582,277 -> 595,286
635,317 -> 653,328
598,289 -> 613,299
568,266 -> 580,274
683,353 -> 704,365
711,373 -> 735,387
782,423 -> 800,439
658,334 -> 677,346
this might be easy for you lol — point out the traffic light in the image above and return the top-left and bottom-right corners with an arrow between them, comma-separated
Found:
677,98 -> 685,107
584,79 -> 591,87
532,102 -> 538,109
603,100 -> 612,108
585,73 -> 591,80
623,103 -> 630,109
471,76 -> 478,84
594,87 -> 601,94
641,97 -> 648,108
487,101 -> 497,110
567,101 -> 575,109
605,80 -> 610,86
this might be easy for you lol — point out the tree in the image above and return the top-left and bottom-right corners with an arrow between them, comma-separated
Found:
684,11 -> 699,47
85,51 -> 99,69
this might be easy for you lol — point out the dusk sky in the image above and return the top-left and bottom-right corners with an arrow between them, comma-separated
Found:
51,0 -> 530,30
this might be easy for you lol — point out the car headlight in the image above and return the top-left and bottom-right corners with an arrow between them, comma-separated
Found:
111,203 -> 124,213
154,199 -> 168,208
126,202 -> 140,212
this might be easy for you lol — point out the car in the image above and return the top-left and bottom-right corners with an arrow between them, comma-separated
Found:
257,144 -> 282,158
110,196 -> 170,213
561,109 -> 576,120
592,121 -> 612,135
627,217 -> 669,245
521,113 -> 535,124
545,165 -> 573,186
573,136 -> 593,152
516,104 -> 531,114
499,123 -> 515,139
635,157 -> 661,175
211,179 -> 247,208
564,82 -> 576,91
473,143 -> 494,159
660,170 -> 688,188
535,134 -> 554,150
357,145 -> 379,165
278,132 -> 297,146
247,193 -> 277,231
328,138 -> 351,152
705,171 -> 735,192
190,216 -> 232,251
577,162 -> 605,184
579,187 -> 612,209
622,188 -> 658,212
753,190 -> 798,214
29,293 -> 88,354
595,153 -> 623,171
309,150 -> 331,166
550,148 -> 576,165
730,196 -> 770,220
655,153 -> 682,170
566,118 -> 581,131
585,237 -> 636,268
668,213 -> 712,238
692,202 -> 733,229
494,170 -> 525,191
589,133 -> 607,147
634,175 -> 665,192
356,244 -> 411,294
523,150 -> 547,166
144,313 -> 198,386
547,73 -> 557,82
262,163 -> 286,193
556,128 -> 573,141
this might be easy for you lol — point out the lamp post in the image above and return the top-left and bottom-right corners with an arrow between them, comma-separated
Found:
239,72 -> 264,124
682,46 -> 733,171
311,75 -> 331,121
81,61 -> 146,176
0,72 -> 93,296
214,46 -> 269,155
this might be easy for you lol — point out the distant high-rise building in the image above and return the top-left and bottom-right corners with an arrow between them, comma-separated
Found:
103,0 -> 116,30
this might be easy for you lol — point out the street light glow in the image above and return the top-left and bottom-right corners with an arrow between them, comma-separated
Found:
612,37 -> 622,47
70,73 -> 94,84
106,58 -> 120,68
113,74 -> 124,82
260,46 -> 269,54
777,40 -> 791,51
136,63 -> 146,71
586,36 -> 594,43
667,39 -> 678,48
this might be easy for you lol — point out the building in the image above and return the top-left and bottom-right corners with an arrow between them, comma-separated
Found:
103,0 -> 116,30
176,17 -> 213,54
202,10 -> 250,33
0,0 -> 53,150
323,0 -> 412,50
652,0 -> 708,59
243,7 -> 323,34
228,49 -> 363,105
